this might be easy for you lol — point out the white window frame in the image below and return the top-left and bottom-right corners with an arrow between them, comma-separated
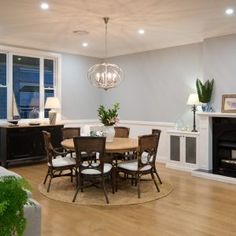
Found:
0,45 -> 61,121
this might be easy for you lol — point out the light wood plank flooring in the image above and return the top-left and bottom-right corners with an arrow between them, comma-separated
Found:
11,163 -> 236,236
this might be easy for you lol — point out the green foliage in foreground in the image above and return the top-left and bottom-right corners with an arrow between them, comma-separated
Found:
0,176 -> 31,236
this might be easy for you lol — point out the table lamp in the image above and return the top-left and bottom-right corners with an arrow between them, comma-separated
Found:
187,93 -> 201,132
45,97 -> 60,125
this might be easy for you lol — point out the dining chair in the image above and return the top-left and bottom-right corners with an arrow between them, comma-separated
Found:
151,129 -> 162,184
114,127 -> 130,138
42,131 -> 76,192
117,134 -> 160,198
62,127 -> 81,157
62,127 -> 81,139
72,136 -> 114,204
114,126 -> 134,161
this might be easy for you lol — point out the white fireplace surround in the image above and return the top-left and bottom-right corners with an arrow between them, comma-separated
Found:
193,112 -> 236,184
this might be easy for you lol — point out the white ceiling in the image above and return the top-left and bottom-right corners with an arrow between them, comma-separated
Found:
0,0 -> 236,58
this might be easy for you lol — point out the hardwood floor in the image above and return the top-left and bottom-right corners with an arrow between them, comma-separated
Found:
11,163 -> 236,236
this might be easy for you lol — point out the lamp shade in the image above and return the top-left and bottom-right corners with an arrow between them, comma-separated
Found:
187,93 -> 201,105
45,97 -> 60,109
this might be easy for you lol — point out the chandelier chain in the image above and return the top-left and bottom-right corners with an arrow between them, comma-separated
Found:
103,17 -> 109,60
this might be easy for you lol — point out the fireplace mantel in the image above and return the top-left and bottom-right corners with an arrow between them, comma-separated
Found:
197,112 -> 236,118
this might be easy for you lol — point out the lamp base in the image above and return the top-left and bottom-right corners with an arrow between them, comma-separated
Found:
192,129 -> 198,132
48,110 -> 57,125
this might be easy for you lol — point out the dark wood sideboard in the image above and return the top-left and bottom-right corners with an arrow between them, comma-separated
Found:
0,124 -> 64,168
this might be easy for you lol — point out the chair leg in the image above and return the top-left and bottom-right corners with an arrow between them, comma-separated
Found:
151,171 -> 160,192
43,169 -> 49,184
115,170 -> 119,192
80,175 -> 84,192
154,167 -> 162,184
111,170 -> 115,194
137,174 -> 141,198
72,185 -> 80,202
47,175 -> 52,192
131,176 -> 134,186
70,168 -> 73,183
102,176 -> 109,204
75,170 -> 79,188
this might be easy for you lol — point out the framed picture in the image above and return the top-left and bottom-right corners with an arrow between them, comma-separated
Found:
221,94 -> 236,113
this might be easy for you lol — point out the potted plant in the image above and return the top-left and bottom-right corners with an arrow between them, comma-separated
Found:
98,103 -> 120,142
196,78 -> 214,111
0,176 -> 31,236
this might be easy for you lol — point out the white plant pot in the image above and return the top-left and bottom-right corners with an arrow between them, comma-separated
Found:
104,126 -> 115,142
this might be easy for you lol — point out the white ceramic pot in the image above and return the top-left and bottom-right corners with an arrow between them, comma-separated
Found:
104,125 -> 115,142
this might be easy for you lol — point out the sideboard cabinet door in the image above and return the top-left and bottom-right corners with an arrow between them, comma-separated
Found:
0,124 -> 64,167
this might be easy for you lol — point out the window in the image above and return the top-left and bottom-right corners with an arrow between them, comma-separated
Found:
0,53 -> 7,119
13,55 -> 40,119
0,47 -> 59,120
44,59 -> 55,118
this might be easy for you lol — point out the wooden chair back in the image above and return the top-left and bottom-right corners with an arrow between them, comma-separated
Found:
137,134 -> 159,169
62,127 -> 81,140
152,129 -> 161,149
114,127 -> 130,138
73,136 -> 106,174
42,131 -> 54,166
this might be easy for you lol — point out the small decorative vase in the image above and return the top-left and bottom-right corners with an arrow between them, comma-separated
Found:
201,103 -> 214,112
103,125 -> 115,142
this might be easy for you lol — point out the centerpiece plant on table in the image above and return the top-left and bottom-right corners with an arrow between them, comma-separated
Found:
98,103 -> 120,126
97,103 -> 120,142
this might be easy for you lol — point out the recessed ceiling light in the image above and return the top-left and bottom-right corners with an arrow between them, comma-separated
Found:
82,42 -> 88,47
40,2 -> 49,10
225,8 -> 234,15
138,29 -> 145,34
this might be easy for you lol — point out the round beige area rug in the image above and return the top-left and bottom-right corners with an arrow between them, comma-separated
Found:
38,176 -> 173,206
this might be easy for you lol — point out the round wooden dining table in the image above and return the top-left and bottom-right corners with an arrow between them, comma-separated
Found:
61,137 -> 138,154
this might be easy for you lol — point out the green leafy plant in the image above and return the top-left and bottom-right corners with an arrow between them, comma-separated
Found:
196,78 -> 214,103
0,176 -> 31,236
98,103 -> 120,126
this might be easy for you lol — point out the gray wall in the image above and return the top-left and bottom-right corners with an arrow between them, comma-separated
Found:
203,34 -> 236,111
61,53 -> 101,120
61,33 -> 236,127
101,43 -> 203,126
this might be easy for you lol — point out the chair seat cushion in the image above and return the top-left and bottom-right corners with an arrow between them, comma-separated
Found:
118,160 -> 152,172
49,156 -> 76,167
81,163 -> 112,175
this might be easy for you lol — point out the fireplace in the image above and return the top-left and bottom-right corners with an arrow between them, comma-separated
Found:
213,117 -> 236,177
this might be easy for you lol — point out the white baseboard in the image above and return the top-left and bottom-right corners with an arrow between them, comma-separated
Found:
192,170 -> 236,185
156,156 -> 167,164
166,162 -> 197,172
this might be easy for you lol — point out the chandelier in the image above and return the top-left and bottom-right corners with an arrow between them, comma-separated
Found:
87,17 -> 124,90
